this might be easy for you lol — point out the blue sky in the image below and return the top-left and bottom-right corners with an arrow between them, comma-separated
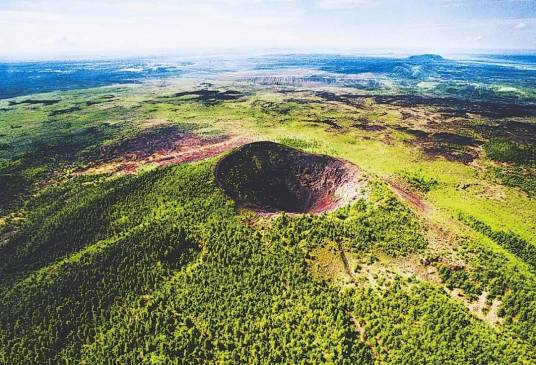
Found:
0,0 -> 534,58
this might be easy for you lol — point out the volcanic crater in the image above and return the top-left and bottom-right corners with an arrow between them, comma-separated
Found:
215,141 -> 362,214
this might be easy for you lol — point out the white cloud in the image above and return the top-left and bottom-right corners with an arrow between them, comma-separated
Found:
314,0 -> 380,10
0,1 -> 305,56
439,0 -> 463,8
0,0 -> 534,58
465,35 -> 483,42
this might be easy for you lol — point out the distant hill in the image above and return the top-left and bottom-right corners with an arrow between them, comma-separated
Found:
407,54 -> 445,62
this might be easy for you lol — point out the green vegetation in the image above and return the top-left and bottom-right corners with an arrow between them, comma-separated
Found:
1,82 -> 535,364
486,165 -> 536,195
397,170 -> 439,193
351,281 -> 530,364
0,161 -> 414,363
2,160 -> 534,364
434,233 -> 536,348
278,137 -> 321,150
484,139 -> 536,166
459,214 -> 536,272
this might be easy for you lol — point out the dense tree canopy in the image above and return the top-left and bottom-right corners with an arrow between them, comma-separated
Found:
1,161 -> 534,364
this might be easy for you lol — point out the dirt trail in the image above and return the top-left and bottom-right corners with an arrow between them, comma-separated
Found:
337,241 -> 356,283
386,179 -> 432,213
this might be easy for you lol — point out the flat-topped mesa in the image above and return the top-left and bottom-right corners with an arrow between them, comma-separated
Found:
214,141 -> 362,214
406,54 -> 445,62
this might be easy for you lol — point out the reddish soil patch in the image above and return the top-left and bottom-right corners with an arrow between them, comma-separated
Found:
152,134 -> 250,167
308,193 -> 336,214
386,179 -> 431,213
115,134 -> 250,173
86,126 -> 252,174
102,126 -> 197,160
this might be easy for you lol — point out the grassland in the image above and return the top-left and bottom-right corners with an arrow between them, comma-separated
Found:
0,79 -> 535,364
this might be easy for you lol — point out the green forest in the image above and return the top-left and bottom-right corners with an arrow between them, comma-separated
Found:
1,160 -> 534,364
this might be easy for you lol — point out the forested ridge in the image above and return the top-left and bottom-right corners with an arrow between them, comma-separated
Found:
1,160 -> 534,364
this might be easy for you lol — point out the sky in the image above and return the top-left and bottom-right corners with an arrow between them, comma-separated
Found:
0,0 -> 535,59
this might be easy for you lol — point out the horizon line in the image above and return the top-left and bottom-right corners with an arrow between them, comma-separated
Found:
2,47 -> 536,63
